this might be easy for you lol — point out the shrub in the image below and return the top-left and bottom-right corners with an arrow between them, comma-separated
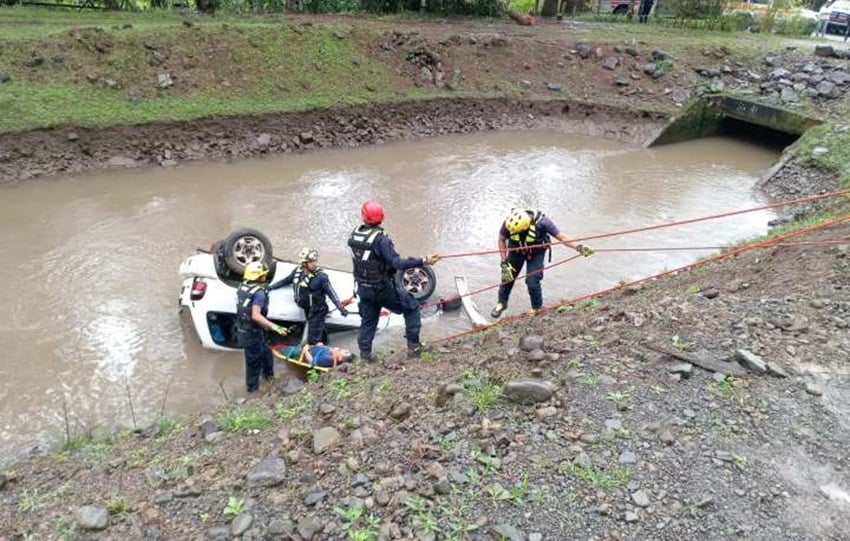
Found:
774,14 -> 818,36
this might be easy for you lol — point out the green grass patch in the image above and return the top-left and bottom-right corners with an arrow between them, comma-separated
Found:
796,124 -> 850,187
561,462 -> 633,490
218,406 -> 272,432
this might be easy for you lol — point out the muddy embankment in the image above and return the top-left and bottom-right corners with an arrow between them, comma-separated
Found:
0,98 -> 666,183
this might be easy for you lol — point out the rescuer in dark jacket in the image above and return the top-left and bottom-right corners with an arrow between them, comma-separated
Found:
236,261 -> 289,393
490,208 -> 594,319
348,200 -> 441,361
270,247 -> 349,345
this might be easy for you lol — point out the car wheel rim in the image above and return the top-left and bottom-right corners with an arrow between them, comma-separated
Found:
402,268 -> 431,295
233,236 -> 266,266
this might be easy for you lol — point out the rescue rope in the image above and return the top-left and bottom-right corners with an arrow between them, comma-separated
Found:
430,213 -> 850,346
436,189 -> 850,260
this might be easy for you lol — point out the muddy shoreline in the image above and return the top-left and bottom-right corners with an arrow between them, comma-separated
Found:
0,98 -> 666,184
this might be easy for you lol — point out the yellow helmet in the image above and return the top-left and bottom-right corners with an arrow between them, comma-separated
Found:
505,209 -> 531,234
298,247 -> 319,264
243,261 -> 268,281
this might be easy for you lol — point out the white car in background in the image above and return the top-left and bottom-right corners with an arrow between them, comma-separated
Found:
827,0 -> 850,35
178,228 -> 438,351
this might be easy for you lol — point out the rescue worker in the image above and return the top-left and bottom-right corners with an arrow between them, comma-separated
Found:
236,261 -> 289,393
348,200 -> 441,361
491,209 -> 594,319
269,247 -> 349,345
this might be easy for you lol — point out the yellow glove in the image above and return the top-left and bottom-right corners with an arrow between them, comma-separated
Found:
500,260 -> 516,282
271,324 -> 289,336
424,254 -> 441,266
575,244 -> 595,257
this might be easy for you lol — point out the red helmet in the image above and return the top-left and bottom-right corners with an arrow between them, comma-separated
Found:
361,200 -> 384,225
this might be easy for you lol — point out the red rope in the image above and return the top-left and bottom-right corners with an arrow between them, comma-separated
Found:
430,214 -> 850,345
437,189 -> 850,260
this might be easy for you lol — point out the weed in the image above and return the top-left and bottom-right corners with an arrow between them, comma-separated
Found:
106,496 -> 132,515
671,334 -> 693,350
219,406 -> 272,432
685,284 -> 701,294
579,374 -> 599,387
470,448 -> 500,474
576,298 -> 599,310
52,517 -> 76,541
224,496 -> 245,517
405,496 -> 440,534
650,384 -> 667,395
708,376 -> 748,407
275,390 -> 314,420
509,475 -> 529,505
156,415 -> 182,438
330,378 -> 352,399
129,446 -> 150,467
17,490 -> 41,513
307,369 -> 321,383
605,388 -> 632,406
584,335 -> 600,348
561,462 -> 633,490
466,380 -> 502,411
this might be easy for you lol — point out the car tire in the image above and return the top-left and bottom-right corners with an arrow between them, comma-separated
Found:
223,228 -> 274,276
396,266 -> 437,302
613,4 -> 628,14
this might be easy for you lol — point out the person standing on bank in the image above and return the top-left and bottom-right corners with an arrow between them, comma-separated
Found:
491,208 -> 594,319
236,261 -> 289,393
269,247 -> 349,345
348,200 -> 441,361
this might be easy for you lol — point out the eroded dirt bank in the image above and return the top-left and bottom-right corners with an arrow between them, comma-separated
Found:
0,98 -> 664,183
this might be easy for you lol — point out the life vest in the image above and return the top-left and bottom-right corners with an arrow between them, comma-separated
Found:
236,282 -> 268,332
292,267 -> 319,309
348,224 -> 389,285
508,210 -> 548,251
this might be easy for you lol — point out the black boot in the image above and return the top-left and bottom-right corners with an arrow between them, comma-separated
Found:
407,342 -> 428,359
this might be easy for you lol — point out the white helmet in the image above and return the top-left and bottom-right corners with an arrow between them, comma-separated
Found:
298,247 -> 319,263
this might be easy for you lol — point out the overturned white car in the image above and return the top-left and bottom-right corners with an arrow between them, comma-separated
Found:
178,228 -> 438,351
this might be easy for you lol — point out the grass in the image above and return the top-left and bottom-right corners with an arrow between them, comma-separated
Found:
106,496 -> 132,515
223,496 -> 245,517
275,389 -> 315,420
708,375 -> 748,406
796,123 -> 850,187
561,462 -> 633,490
218,406 -> 272,432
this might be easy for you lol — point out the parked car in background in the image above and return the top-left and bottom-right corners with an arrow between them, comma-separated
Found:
827,0 -> 850,34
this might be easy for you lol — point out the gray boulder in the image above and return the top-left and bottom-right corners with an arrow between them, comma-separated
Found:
503,380 -> 555,405
246,457 -> 287,487
75,504 -> 109,531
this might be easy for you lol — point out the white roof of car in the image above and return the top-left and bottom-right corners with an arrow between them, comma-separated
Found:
829,0 -> 850,11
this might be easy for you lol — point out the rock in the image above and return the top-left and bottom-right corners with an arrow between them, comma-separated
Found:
659,428 -> 675,446
436,383 -> 463,407
433,477 -> 451,495
707,78 -> 725,94
576,44 -> 592,59
780,87 -> 799,104
819,483 -> 850,504
669,363 -> 693,378
256,133 -> 272,149
503,380 -> 555,405
157,73 -> 173,89
625,511 -> 640,523
763,54 -> 783,67
75,504 -> 109,530
389,402 -> 411,421
206,526 -> 230,540
528,349 -> 545,362
520,79 -> 532,88
625,45 -> 639,57
547,82 -> 562,92
319,403 -> 336,416
246,457 -> 287,487
304,490 -> 328,506
299,132 -> 314,144
0,72 -> 10,84
765,362 -> 789,378
297,515 -> 323,540
519,334 -> 544,352
812,146 -> 829,158
619,450 -> 637,464
605,418 -> 623,431
614,78 -> 630,87
24,55 -> 45,68
770,68 -> 791,80
702,288 -> 719,299
632,489 -> 651,507
66,132 -> 79,142
280,378 -> 305,396
490,523 -> 525,541
602,57 -> 619,70
333,30 -> 346,39
314,427 -> 342,454
529,534 -> 543,541
736,349 -> 766,374
651,49 -> 671,61
643,63 -> 658,75
0,473 -> 6,491
828,71 -> 850,85
107,156 -> 136,167
536,406 -> 558,420
231,513 -> 253,536
814,45 -> 836,58
804,382 -> 824,396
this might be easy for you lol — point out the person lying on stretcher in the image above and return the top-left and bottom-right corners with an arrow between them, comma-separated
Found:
275,342 -> 356,368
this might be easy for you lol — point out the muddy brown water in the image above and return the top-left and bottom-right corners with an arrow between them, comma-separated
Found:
0,130 -> 779,463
